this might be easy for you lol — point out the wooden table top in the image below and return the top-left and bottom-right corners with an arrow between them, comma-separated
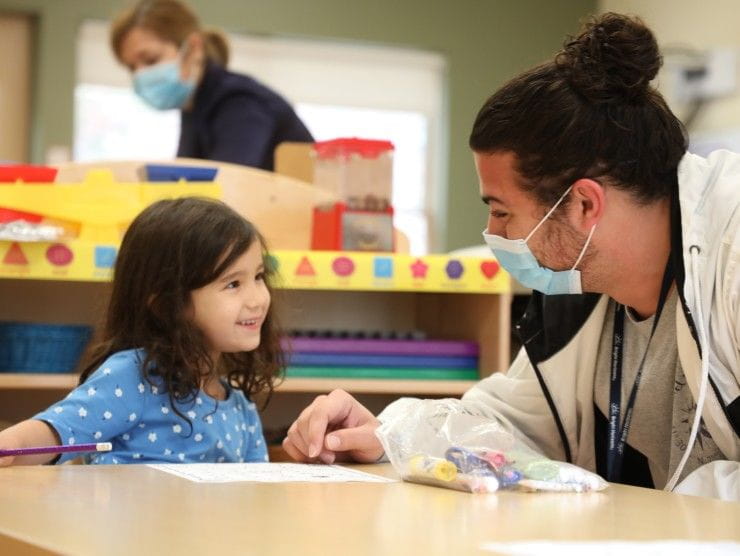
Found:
0,463 -> 738,555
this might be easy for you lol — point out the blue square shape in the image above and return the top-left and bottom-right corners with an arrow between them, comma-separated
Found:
94,246 -> 117,269
373,257 -> 394,278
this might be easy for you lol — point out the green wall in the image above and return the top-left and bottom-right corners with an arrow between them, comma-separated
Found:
0,0 -> 595,251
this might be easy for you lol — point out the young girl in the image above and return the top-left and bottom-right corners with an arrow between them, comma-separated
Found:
0,197 -> 283,465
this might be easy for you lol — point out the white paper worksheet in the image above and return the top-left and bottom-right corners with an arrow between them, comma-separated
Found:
147,463 -> 397,484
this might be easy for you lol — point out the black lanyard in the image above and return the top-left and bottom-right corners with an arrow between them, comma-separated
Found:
606,261 -> 674,482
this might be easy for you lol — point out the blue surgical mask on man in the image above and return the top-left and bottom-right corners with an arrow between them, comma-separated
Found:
482,185 -> 596,295
133,48 -> 195,110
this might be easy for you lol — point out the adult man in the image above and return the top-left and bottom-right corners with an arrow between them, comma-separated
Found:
283,13 -> 739,500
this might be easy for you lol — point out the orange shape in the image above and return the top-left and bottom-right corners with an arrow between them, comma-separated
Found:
3,242 -> 28,265
295,256 -> 316,276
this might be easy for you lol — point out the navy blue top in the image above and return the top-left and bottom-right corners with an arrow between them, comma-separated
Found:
177,62 -> 313,171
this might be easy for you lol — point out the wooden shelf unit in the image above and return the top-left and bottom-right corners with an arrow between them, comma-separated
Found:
0,161 -> 512,435
0,276 -> 510,427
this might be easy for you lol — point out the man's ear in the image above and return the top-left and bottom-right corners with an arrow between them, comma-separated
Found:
569,178 -> 604,232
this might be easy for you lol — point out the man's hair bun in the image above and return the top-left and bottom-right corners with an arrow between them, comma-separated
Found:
555,12 -> 661,103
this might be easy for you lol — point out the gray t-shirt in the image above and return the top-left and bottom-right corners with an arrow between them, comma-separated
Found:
594,288 -> 724,487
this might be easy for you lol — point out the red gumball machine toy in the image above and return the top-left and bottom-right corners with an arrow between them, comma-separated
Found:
310,138 -> 395,252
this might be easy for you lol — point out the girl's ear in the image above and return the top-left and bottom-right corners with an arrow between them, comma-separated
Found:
149,292 -> 192,323
147,293 -> 163,321
147,293 -> 174,322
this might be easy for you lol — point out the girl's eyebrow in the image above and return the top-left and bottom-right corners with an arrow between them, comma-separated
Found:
220,265 -> 264,282
219,270 -> 243,283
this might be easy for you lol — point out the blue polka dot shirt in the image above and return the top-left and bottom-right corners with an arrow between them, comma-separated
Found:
34,349 -> 269,465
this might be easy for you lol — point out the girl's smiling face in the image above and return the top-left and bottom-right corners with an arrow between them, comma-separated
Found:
189,241 -> 270,359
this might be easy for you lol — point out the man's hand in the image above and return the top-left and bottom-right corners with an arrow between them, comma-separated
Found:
282,389 -> 384,464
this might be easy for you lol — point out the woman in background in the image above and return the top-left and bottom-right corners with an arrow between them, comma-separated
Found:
110,0 -> 313,171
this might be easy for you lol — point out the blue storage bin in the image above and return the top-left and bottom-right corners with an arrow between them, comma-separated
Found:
0,322 -> 93,373
143,164 -> 218,182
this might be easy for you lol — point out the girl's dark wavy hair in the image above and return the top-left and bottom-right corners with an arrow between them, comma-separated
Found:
469,12 -> 688,206
79,197 -> 284,424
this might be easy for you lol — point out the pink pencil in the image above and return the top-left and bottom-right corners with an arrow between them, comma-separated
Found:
0,442 -> 112,457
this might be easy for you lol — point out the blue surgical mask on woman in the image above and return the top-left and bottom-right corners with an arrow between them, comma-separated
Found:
133,49 -> 195,110
482,185 -> 596,295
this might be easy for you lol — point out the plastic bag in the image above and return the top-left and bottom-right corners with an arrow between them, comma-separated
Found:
375,398 -> 607,493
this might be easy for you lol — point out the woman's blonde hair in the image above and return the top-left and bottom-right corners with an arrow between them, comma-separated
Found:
110,0 -> 229,66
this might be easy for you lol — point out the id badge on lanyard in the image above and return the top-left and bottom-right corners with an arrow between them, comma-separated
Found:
606,262 -> 674,482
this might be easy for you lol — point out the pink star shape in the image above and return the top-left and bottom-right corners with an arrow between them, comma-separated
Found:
410,258 -> 429,278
